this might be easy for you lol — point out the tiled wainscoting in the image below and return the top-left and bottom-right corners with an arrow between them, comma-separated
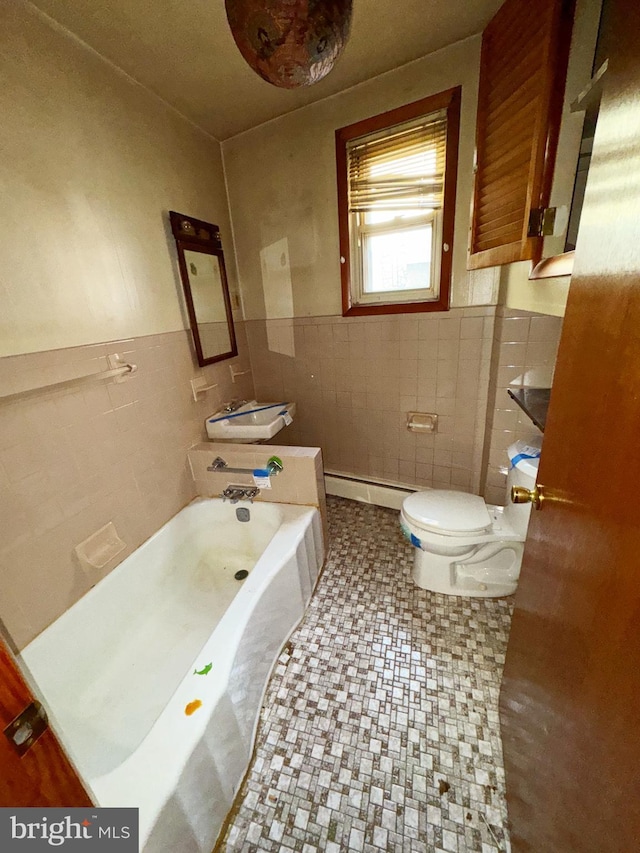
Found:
482,308 -> 563,506
247,308 -> 496,496
0,304 -> 562,651
0,325 -> 254,649
221,497 -> 512,852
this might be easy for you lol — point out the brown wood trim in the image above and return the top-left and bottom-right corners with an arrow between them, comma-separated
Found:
476,204 -> 526,235
336,87 -> 461,144
336,86 -> 461,317
174,241 -> 238,366
170,213 -> 238,368
468,0 -> 576,270
530,0 -> 577,266
487,78 -> 539,128
518,0 -> 575,258
439,86 -> 460,313
468,22 -> 496,267
342,295 -> 449,317
467,241 -> 533,271
476,183 -> 529,217
169,210 -> 222,250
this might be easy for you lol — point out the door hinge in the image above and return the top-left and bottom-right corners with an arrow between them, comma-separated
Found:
4,701 -> 49,756
528,207 -> 557,238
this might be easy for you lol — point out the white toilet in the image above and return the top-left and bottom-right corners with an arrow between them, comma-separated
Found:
400,440 -> 541,597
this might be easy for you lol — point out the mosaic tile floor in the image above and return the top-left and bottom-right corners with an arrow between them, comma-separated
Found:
219,496 -> 513,852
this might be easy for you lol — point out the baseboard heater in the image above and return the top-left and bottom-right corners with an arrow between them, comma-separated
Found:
324,470 -> 417,511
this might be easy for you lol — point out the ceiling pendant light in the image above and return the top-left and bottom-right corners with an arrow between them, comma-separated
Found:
224,0 -> 353,90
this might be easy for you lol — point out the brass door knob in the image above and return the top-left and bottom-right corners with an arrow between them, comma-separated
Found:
511,484 -> 545,510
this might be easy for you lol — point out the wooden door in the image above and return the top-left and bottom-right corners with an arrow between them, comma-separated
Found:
500,0 -> 640,849
0,635 -> 92,806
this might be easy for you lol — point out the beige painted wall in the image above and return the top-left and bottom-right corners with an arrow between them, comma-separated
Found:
0,1 -> 238,357
502,263 -> 571,318
223,35 -> 491,320
0,2 -> 259,648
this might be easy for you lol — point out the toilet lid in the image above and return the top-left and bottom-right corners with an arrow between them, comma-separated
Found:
403,490 -> 491,535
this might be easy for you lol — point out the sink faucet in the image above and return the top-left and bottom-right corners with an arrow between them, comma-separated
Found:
222,399 -> 248,414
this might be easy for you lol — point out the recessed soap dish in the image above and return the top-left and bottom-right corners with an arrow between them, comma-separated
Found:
75,522 -> 126,571
407,412 -> 438,433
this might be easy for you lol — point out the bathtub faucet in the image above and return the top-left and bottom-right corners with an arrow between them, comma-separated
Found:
222,485 -> 259,503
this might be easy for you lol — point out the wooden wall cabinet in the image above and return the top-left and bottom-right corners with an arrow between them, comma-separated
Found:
468,0 -> 577,271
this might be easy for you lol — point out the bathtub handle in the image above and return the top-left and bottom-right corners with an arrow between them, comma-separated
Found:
222,485 -> 260,503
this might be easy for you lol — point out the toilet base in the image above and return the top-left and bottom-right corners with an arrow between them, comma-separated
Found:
411,540 -> 523,598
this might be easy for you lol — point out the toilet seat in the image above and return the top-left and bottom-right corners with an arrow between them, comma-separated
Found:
402,490 -> 492,536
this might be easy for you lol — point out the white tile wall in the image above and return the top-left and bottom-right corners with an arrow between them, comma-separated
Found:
0,305 -> 563,650
0,326 -> 254,648
247,307 -> 496,495
482,308 -> 563,505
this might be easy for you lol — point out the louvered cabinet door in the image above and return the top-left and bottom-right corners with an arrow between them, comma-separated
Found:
468,0 -> 575,270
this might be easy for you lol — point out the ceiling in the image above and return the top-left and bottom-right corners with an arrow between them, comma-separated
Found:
29,0 -> 504,140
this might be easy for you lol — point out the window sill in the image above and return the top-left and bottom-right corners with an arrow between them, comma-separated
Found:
342,295 -> 450,317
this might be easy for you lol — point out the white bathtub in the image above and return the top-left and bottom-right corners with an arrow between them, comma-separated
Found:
21,498 -> 324,852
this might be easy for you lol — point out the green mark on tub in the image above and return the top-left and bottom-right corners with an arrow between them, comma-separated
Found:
193,662 -> 212,676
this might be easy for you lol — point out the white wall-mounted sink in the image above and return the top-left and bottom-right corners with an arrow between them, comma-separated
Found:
205,400 -> 296,442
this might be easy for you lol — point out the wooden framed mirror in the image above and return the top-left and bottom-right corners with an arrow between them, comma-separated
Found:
169,211 -> 238,366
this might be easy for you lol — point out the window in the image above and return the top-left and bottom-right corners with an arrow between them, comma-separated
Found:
336,87 -> 461,316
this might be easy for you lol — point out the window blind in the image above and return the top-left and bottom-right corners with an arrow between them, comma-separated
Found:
347,110 -> 447,213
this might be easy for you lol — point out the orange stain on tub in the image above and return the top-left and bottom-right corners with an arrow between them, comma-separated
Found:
185,699 -> 203,716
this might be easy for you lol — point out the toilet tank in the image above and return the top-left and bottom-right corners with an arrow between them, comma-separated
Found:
503,440 -> 541,538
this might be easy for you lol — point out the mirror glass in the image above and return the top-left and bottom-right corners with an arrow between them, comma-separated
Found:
169,211 -> 237,366
183,250 -> 233,359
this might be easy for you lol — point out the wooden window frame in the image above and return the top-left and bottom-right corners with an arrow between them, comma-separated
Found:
336,86 -> 461,317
